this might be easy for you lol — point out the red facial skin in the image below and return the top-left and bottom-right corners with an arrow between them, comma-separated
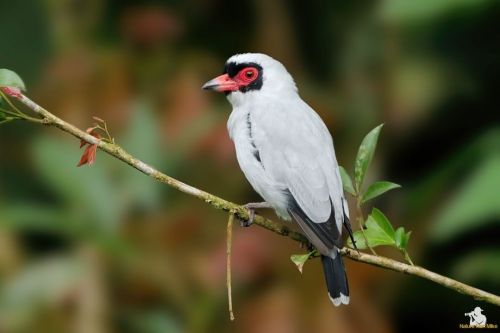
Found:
203,67 -> 258,92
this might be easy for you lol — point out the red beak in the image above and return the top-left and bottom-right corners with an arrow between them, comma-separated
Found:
202,74 -> 239,92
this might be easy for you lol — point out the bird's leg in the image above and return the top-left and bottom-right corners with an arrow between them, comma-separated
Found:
299,240 -> 315,252
239,202 -> 272,227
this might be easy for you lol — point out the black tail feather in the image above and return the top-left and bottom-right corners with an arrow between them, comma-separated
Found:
321,253 -> 349,306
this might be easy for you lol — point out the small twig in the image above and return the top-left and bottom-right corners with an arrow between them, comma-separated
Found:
355,199 -> 377,255
226,213 -> 235,321
403,249 -> 414,266
0,117 -> 17,125
0,107 -> 21,118
0,91 -> 39,121
0,92 -> 45,124
4,92 -> 500,307
92,117 -> 115,143
339,248 -> 500,305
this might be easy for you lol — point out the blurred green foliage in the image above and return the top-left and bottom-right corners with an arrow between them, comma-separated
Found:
379,0 -> 495,24
432,153 -> 500,242
0,257 -> 81,331
451,249 -> 499,285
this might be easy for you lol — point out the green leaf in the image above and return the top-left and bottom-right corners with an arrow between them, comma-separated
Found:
347,208 -> 400,249
290,252 -> 314,274
362,181 -> 401,203
347,230 -> 367,249
339,166 -> 356,195
394,227 -> 411,250
394,227 -> 405,249
371,208 -> 395,239
354,124 -> 384,192
347,208 -> 396,249
0,69 -> 26,91
404,231 -> 412,249
347,210 -> 413,252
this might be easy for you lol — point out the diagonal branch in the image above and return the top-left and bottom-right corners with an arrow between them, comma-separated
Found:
6,92 -> 500,307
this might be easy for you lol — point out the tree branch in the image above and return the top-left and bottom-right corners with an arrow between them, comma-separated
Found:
7,92 -> 500,307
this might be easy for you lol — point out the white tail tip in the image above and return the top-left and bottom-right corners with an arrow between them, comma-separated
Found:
329,292 -> 350,306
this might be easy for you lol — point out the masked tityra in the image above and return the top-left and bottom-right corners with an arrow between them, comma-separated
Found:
203,53 -> 353,306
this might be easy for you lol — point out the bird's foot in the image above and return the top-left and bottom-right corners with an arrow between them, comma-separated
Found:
239,202 -> 272,227
299,240 -> 315,252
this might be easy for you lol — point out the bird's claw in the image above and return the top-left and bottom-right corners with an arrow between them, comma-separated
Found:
238,202 -> 271,227
300,240 -> 314,252
240,204 -> 256,227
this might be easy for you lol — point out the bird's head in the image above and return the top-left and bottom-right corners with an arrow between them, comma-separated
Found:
202,53 -> 297,106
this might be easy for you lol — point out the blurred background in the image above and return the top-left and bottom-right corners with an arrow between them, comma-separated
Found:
0,0 -> 499,332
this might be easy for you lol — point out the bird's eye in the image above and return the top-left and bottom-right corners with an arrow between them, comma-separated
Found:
238,67 -> 258,83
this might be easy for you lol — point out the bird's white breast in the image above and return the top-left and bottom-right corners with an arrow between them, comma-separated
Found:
227,106 -> 291,219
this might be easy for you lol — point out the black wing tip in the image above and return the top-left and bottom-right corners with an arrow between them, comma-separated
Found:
343,214 -> 358,250
286,192 -> 342,249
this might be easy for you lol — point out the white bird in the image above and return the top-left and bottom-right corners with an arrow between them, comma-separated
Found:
203,53 -> 353,306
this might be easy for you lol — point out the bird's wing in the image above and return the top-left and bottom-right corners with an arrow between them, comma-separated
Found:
252,98 -> 345,235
